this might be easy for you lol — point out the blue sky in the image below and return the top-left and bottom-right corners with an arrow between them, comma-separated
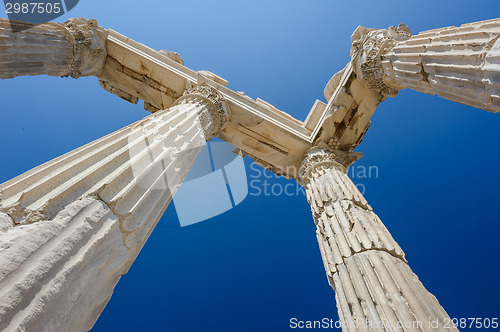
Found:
1,0 -> 499,330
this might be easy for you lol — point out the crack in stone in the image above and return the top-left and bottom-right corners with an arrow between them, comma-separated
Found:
419,62 -> 430,84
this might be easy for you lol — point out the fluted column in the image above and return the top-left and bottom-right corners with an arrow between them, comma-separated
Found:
0,18 -> 108,79
300,147 -> 456,331
351,18 -> 500,113
0,85 -> 229,332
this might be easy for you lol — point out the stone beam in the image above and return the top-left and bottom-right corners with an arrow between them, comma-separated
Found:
97,18 -> 500,180
2,18 -> 500,180
94,29 -> 386,180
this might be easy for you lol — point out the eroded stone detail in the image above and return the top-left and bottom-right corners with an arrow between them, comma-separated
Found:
158,50 -> 184,65
173,84 -> 231,136
299,146 -> 362,181
0,197 -> 127,332
63,18 -> 109,78
0,212 -> 14,232
0,18 -> 108,80
2,202 -> 45,225
350,23 -> 411,97
382,18 -> 500,113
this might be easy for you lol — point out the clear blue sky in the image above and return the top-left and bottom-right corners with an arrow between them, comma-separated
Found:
1,0 -> 499,331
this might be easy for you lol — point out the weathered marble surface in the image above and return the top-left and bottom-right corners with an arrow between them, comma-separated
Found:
300,148 -> 457,331
352,18 -> 500,113
0,86 -> 227,331
0,197 -> 126,332
0,18 -> 108,79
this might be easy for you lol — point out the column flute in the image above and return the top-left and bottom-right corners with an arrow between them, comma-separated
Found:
351,18 -> 500,113
299,147 -> 457,331
0,85 -> 229,332
0,17 -> 108,79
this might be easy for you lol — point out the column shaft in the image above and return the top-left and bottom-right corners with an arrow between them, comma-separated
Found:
0,18 -> 108,79
0,87 -> 225,331
383,18 -> 500,113
350,18 -> 500,113
301,148 -> 456,331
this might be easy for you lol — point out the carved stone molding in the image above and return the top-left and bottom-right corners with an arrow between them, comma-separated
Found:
299,146 -> 362,183
173,85 -> 230,137
158,50 -> 184,65
63,18 -> 109,78
350,23 -> 411,97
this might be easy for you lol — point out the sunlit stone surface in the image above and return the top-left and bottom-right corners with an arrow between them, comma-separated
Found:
351,18 -> 500,113
300,148 -> 457,331
0,86 -> 228,331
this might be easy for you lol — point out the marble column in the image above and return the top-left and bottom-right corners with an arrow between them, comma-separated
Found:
0,85 -> 229,332
0,17 -> 108,79
300,147 -> 457,331
351,18 -> 500,113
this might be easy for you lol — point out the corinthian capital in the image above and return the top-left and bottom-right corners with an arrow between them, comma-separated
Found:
299,147 -> 362,184
350,23 -> 411,97
173,84 -> 231,137
63,18 -> 109,78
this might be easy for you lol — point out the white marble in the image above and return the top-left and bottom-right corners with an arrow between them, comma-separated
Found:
300,148 -> 457,331
0,87 -> 227,331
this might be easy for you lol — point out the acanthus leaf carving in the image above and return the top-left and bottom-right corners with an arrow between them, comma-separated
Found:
350,23 -> 411,97
63,18 -> 109,79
